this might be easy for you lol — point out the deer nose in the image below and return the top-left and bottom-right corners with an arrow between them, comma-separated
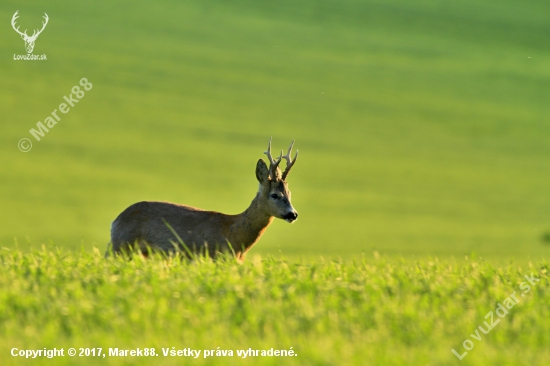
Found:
283,211 -> 298,223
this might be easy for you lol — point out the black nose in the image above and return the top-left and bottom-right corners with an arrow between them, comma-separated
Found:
284,211 -> 298,222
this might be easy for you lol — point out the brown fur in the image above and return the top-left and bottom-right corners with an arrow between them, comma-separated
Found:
107,142 -> 298,260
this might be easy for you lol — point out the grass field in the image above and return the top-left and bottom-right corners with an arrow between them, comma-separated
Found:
1,0 -> 550,257
2,0 -> 550,364
1,249 -> 548,366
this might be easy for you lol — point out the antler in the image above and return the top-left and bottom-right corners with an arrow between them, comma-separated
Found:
11,11 -> 28,38
264,137 -> 283,180
282,140 -> 298,180
30,13 -> 49,39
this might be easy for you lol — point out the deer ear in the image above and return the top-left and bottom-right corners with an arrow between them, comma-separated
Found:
256,159 -> 269,184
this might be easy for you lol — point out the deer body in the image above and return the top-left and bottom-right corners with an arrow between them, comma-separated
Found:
108,138 -> 299,260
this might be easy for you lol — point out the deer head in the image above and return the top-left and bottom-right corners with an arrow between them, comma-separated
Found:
255,137 -> 299,223
11,11 -> 49,54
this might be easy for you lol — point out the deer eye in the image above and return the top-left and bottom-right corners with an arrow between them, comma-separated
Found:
270,194 -> 279,199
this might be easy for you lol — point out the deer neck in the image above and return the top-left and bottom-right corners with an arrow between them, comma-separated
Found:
229,193 -> 273,253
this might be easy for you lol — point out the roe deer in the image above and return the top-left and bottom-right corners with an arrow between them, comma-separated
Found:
107,138 -> 299,260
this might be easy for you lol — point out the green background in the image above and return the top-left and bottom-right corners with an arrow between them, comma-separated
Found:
2,0 -> 550,258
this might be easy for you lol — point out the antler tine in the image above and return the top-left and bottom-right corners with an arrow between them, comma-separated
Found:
263,137 -> 282,180
11,11 -> 28,37
282,140 -> 298,180
33,13 -> 49,38
263,136 -> 275,165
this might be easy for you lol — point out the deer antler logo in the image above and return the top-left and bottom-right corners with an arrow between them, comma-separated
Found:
11,11 -> 49,54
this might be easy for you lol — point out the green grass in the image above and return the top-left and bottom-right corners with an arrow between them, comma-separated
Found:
1,248 -> 548,365
1,0 -> 550,258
